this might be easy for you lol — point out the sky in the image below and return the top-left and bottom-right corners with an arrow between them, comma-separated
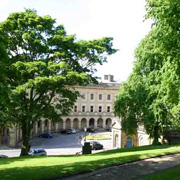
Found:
0,0 -> 152,82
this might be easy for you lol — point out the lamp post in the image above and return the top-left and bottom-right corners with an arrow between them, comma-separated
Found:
84,127 -> 87,144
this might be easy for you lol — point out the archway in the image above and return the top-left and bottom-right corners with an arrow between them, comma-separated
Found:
51,121 -> 56,132
73,118 -> 78,129
58,119 -> 63,130
81,118 -> 87,129
38,120 -> 42,133
126,138 -> 132,148
97,118 -> 103,128
1,128 -> 9,145
44,119 -> 48,132
139,135 -> 144,146
89,118 -> 95,128
65,118 -> 71,129
106,118 -> 112,128
115,134 -> 119,148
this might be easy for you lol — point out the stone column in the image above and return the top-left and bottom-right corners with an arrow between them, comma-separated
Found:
103,118 -> 106,129
9,125 -> 17,148
70,120 -> 73,129
35,122 -> 38,134
94,119 -> 98,129
63,120 -> 66,130
119,129 -> 122,148
86,119 -> 89,128
55,123 -> 59,132
0,131 -> 2,145
48,120 -> 51,132
78,120 -> 81,130
20,128 -> 22,139
41,121 -> 45,133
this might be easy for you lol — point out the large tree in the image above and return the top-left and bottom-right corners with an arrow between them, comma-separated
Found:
0,9 -> 117,155
0,28 -> 8,130
115,0 -> 180,144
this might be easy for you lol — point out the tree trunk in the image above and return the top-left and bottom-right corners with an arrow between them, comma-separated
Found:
152,123 -> 160,145
20,121 -> 31,156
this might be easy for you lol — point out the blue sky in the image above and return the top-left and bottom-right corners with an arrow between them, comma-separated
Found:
0,0 -> 152,82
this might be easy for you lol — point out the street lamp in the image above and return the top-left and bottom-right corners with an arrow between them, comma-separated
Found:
84,127 -> 87,143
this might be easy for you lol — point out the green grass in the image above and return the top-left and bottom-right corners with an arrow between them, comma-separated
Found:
0,145 -> 180,180
139,166 -> 180,180
83,133 -> 111,140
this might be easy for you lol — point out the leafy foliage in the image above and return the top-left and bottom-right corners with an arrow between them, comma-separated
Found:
0,9 -> 116,155
115,0 -> 180,144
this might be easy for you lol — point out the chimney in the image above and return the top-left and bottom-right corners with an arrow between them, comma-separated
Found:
104,75 -> 114,82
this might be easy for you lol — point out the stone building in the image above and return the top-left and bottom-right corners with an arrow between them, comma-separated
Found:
0,75 -> 121,147
112,118 -> 152,148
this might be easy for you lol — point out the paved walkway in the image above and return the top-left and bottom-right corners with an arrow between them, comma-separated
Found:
59,153 -> 180,180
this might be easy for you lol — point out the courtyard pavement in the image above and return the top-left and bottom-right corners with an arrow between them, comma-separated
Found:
0,131 -> 112,157
58,153 -> 180,180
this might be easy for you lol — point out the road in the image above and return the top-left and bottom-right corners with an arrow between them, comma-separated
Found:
0,131 -> 112,157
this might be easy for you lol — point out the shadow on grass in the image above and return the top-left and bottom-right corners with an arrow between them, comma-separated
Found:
94,145 -> 176,156
0,151 -> 179,180
0,145 -> 179,166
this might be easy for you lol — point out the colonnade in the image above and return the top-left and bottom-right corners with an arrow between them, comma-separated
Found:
32,117 -> 112,134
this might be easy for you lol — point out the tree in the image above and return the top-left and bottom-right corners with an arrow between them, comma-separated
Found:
115,0 -> 180,144
0,9 -> 117,156
0,28 -> 8,130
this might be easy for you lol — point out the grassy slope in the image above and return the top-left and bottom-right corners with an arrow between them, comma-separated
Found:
139,166 -> 180,180
0,145 -> 180,180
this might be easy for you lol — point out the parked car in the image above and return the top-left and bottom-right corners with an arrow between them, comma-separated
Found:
28,148 -> 47,156
39,133 -> 52,138
71,129 -> 76,134
60,130 -> 67,134
60,129 -> 71,134
87,128 -> 95,132
0,154 -> 8,158
90,141 -> 103,150
106,127 -> 111,132
66,129 -> 71,134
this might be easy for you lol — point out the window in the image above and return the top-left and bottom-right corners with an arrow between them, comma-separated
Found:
104,75 -> 108,80
90,93 -> 94,100
81,93 -> 85,99
82,106 -> 85,112
99,106 -> 102,112
107,106 -> 111,112
99,94 -> 102,100
74,105 -> 77,112
90,106 -> 94,112
107,94 -> 111,100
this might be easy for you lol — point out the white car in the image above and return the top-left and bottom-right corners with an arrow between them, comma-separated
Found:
28,148 -> 47,156
71,129 -> 76,134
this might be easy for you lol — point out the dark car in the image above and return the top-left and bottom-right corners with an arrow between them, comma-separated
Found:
90,141 -> 103,150
28,148 -> 47,156
39,133 -> 52,138
60,129 -> 71,135
60,130 -> 67,134
0,155 -> 8,158
106,127 -> 111,132
66,129 -> 71,134
87,128 -> 95,132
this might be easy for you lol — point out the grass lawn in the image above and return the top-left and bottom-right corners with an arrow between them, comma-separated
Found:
139,166 -> 180,180
83,133 -> 111,140
0,145 -> 180,180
